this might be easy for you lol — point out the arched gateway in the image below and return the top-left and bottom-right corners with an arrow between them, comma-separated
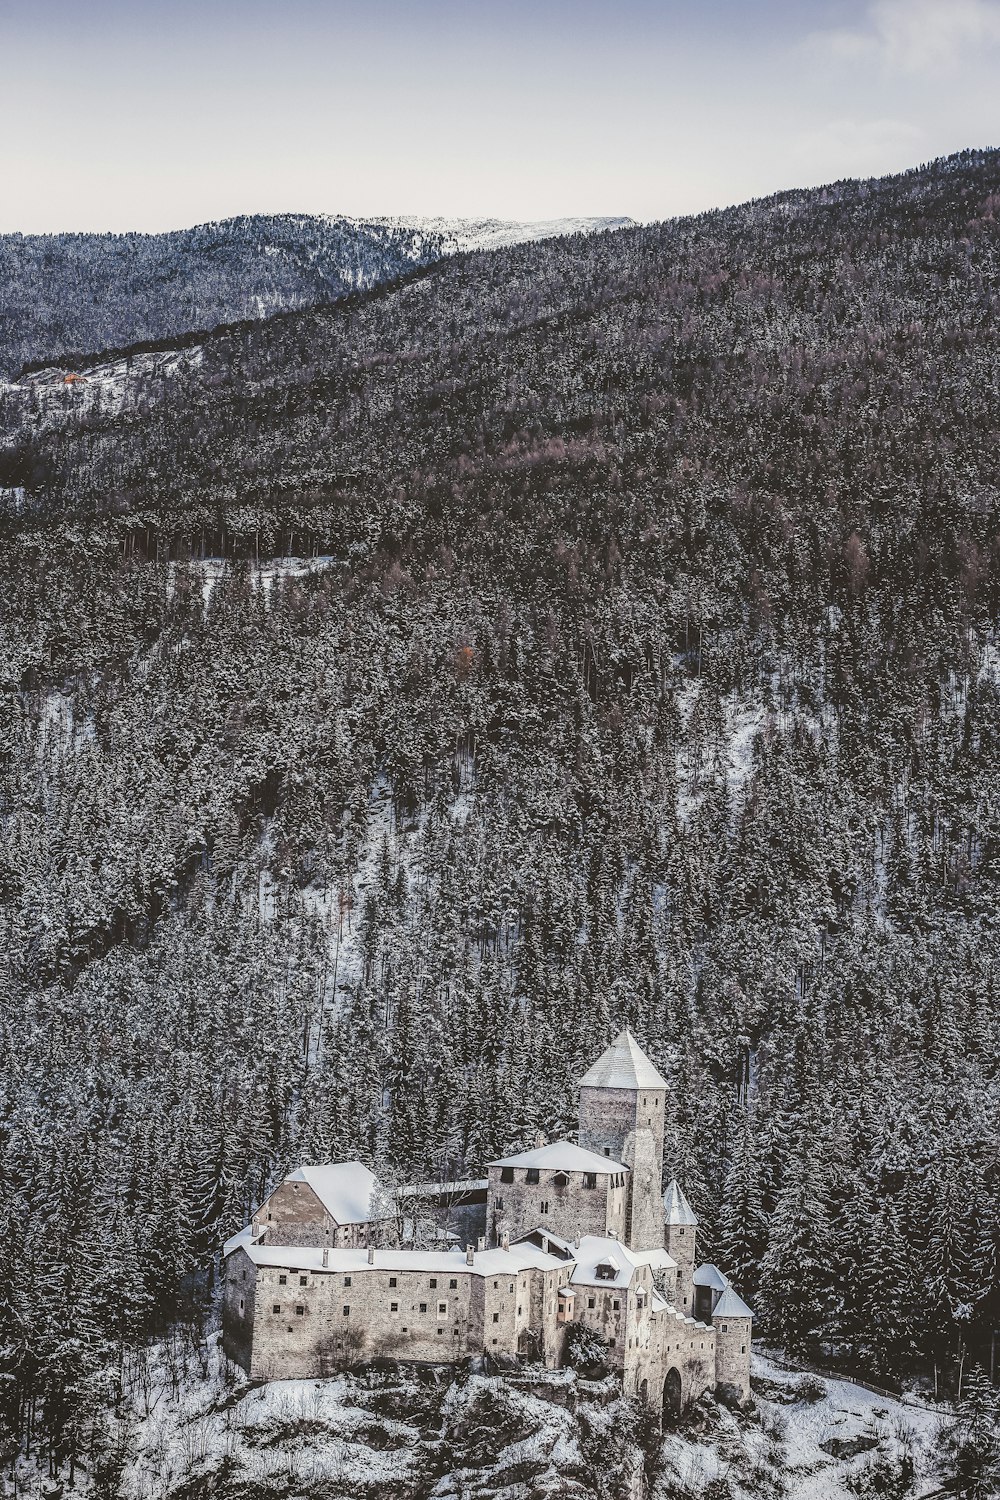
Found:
663,1366 -> 682,1421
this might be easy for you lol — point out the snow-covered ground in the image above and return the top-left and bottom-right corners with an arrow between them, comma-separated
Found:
371,214 -> 635,253
1,1336 -> 953,1500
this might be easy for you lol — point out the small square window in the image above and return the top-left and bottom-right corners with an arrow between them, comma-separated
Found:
345,1276 -> 352,1287
389,1277 -> 397,1288
343,1305 -> 350,1316
588,1298 -> 595,1309
526,1168 -> 539,1185
492,1312 -> 499,1323
613,1299 -> 620,1310
419,1302 -> 427,1313
500,1167 -> 514,1184
299,1276 -> 308,1286
402,1325 -> 408,1332
390,1301 -> 399,1312
295,1305 -> 304,1316
437,1328 -> 445,1335
449,1279 -> 457,1290
438,1302 -> 447,1314
430,1278 -> 437,1289
492,1338 -> 498,1344
278,1275 -> 287,1285
273,1304 -> 281,1314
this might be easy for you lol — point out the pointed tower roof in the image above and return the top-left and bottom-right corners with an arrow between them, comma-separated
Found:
663,1179 -> 699,1228
713,1285 -> 754,1319
578,1028 -> 668,1091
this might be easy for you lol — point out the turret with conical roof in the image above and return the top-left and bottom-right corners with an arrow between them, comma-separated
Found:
577,1028 -> 667,1252
663,1177 -> 698,1313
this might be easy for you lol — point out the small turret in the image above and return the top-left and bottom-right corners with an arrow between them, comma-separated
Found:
709,1285 -> 754,1401
663,1179 -> 698,1314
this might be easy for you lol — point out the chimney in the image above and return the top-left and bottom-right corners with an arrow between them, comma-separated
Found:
367,1244 -> 375,1265
501,1230 -> 510,1251
251,1218 -> 260,1238
322,1248 -> 329,1268
541,1235 -> 549,1255
534,1130 -> 547,1149
477,1236 -> 486,1251
466,1244 -> 475,1266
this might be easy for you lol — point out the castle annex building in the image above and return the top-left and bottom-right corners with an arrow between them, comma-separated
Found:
222,1032 -> 753,1412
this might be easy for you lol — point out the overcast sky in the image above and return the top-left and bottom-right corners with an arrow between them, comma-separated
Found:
2,0 -> 999,233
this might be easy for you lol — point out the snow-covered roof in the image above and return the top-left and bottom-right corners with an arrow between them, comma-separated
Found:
280,1162 -> 378,1225
663,1179 -> 699,1227
568,1235 -> 674,1290
234,1242 -> 564,1278
692,1263 -> 730,1292
578,1029 -> 668,1091
713,1286 -> 754,1320
489,1140 -> 627,1174
223,1222 -> 263,1257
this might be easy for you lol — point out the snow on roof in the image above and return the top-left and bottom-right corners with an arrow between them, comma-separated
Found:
237,1242 -> 565,1278
713,1286 -> 754,1320
489,1140 -> 628,1174
692,1263 -> 730,1292
578,1028 -> 668,1091
514,1227 -> 577,1259
223,1222 -> 263,1257
663,1179 -> 699,1227
281,1162 -> 378,1225
569,1235 -> 673,1289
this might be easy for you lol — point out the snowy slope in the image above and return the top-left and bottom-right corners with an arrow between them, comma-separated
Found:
370,214 -> 636,252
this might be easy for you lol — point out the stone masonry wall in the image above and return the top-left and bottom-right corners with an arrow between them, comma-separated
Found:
714,1316 -> 752,1400
487,1165 -> 627,1246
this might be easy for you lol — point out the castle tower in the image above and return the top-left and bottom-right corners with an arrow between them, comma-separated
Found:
663,1179 -> 698,1314
710,1285 -> 753,1401
577,1029 -> 667,1251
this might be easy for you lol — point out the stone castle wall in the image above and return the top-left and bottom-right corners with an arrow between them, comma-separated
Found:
488,1165 -> 627,1246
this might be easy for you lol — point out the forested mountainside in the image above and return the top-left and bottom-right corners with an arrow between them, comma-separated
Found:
2,147 -> 1000,1479
0,214 -> 443,378
0,214 -> 631,380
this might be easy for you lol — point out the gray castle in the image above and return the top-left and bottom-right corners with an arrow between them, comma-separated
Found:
222,1030 -> 753,1412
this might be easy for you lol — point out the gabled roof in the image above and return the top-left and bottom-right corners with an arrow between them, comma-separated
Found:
280,1162 -> 378,1225
578,1028 -> 668,1091
713,1286 -> 754,1319
692,1262 -> 730,1292
663,1179 -> 699,1227
489,1140 -> 627,1174
569,1234 -> 676,1290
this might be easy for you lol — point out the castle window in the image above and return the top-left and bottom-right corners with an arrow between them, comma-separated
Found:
610,1339 -> 616,1348
583,1173 -> 597,1189
526,1168 -> 539,1185
492,1312 -> 499,1323
419,1302 -> 428,1312
722,1323 -> 728,1332
239,1299 -> 244,1312
429,1279 -> 437,1289
453,1329 -> 459,1336
273,1304 -> 281,1314
501,1167 -> 514,1184
603,1147 -> 610,1157
495,1196 -> 504,1210
492,1338 -> 497,1345
343,1306 -> 350,1316
553,1173 -> 569,1187
437,1328 -> 445,1335
344,1276 -> 352,1287
588,1298 -> 595,1309
402,1325 -> 408,1332
741,1346 -> 746,1354
438,1302 -> 447,1315
299,1276 -> 308,1286
279,1275 -> 287,1285
540,1200 -> 549,1214
449,1279 -> 458,1289
391,1302 -> 399,1312
295,1306 -> 304,1316
613,1299 -> 620,1311
389,1277 -> 397,1287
